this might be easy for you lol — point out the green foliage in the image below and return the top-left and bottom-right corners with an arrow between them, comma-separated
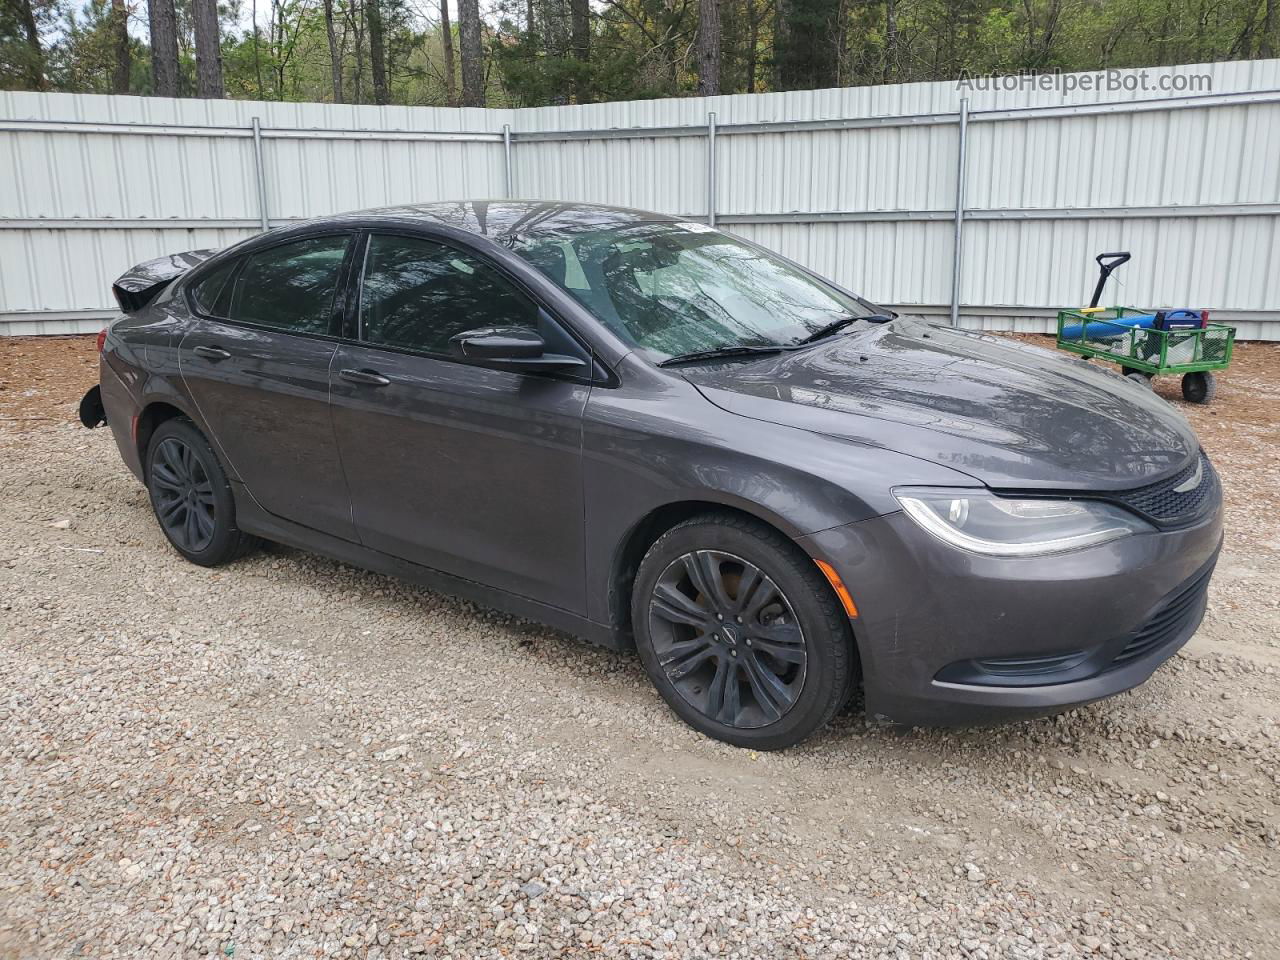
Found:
2,0 -> 1276,101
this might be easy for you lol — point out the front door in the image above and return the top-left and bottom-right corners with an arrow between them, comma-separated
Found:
179,233 -> 358,540
329,233 -> 590,613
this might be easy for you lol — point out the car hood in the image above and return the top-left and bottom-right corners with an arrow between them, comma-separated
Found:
682,317 -> 1199,491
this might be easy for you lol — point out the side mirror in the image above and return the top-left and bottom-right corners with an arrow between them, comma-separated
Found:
449,325 -> 587,373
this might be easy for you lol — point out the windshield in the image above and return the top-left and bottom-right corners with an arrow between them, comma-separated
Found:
508,221 -> 879,361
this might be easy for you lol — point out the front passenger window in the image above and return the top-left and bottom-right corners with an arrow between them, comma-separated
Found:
359,235 -> 538,354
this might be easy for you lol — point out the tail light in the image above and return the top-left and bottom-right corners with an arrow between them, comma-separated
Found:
96,328 -> 108,353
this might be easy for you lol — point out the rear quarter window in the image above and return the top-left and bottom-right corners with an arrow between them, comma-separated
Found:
189,260 -> 239,318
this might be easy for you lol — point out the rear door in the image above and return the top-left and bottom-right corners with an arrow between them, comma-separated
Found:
328,231 -> 591,613
179,232 -> 359,540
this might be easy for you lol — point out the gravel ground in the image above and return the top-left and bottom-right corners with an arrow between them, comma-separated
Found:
1,338 -> 1278,959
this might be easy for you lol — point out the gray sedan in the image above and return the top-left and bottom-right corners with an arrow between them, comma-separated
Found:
81,201 -> 1223,749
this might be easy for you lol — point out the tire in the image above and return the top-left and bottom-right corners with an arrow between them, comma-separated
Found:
1181,371 -> 1216,404
631,513 -> 857,750
145,418 -> 258,567
1125,371 -> 1153,388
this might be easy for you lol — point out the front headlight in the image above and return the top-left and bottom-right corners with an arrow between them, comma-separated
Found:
894,488 -> 1152,557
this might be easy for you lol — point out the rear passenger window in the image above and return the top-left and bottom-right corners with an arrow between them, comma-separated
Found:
359,235 -> 538,354
190,260 -> 238,318
229,235 -> 351,335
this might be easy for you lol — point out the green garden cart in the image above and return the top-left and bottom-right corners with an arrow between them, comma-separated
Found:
1055,252 -> 1236,404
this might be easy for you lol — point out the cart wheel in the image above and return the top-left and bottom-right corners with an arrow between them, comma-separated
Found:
1181,371 -> 1217,404
1125,372 -> 1153,389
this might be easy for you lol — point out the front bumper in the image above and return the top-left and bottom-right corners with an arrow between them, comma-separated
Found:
799,504 -> 1223,727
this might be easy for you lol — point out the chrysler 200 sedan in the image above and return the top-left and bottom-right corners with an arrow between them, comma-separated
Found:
80,201 -> 1223,749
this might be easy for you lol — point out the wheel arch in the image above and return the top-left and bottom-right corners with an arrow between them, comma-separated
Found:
607,498 -> 815,636
134,398 -> 199,474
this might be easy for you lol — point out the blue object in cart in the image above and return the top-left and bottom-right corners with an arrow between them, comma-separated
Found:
1060,308 -> 1202,340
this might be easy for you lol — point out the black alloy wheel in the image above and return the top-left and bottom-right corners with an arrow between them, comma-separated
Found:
649,549 -> 806,729
150,436 -> 217,553
145,418 -> 258,566
632,513 -> 857,750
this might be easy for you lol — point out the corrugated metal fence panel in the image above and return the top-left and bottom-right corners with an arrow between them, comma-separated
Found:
3,61 -> 1280,337
264,137 -> 507,220
961,92 -> 1280,317
727,222 -> 955,307
0,226 -> 255,315
513,136 -> 711,217
959,216 -> 1280,313
0,92 -> 512,330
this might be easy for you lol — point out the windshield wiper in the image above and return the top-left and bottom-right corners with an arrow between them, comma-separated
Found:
796,313 -> 894,345
657,344 -> 788,367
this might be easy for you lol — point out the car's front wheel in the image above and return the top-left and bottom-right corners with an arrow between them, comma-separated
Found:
145,418 -> 258,567
632,514 -> 857,750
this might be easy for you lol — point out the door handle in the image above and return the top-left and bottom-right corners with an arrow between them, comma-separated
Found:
193,345 -> 231,361
339,368 -> 391,387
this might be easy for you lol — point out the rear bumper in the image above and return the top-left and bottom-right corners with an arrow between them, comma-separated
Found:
799,504 -> 1223,727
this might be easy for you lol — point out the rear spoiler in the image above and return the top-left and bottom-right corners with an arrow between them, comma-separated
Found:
112,248 -> 218,313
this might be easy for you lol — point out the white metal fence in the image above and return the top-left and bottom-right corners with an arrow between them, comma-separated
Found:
3,58 -> 1279,338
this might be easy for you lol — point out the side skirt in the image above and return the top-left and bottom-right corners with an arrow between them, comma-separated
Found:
231,484 -> 631,653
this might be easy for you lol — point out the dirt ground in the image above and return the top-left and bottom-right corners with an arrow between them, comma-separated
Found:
1,334 -> 1277,959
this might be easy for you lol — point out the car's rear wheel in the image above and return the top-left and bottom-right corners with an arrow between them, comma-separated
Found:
146,418 -> 257,566
632,513 -> 856,750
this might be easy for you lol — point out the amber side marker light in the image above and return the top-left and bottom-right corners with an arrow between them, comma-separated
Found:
814,559 -> 859,618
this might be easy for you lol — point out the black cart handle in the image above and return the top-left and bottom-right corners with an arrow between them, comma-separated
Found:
1089,251 -> 1132,308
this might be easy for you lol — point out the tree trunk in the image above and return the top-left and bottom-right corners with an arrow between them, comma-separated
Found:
745,0 -> 758,93
697,0 -> 720,95
772,0 -> 789,89
149,0 -> 180,97
366,0 -> 389,104
11,0 -> 44,89
1263,0 -> 1276,56
884,0 -> 897,82
324,0 -> 344,102
457,0 -> 484,107
570,0 -> 589,61
350,0 -> 364,102
192,0 -> 224,97
271,0 -> 285,98
570,0 -> 589,101
110,0 -> 131,93
440,0 -> 457,106
251,0 -> 264,96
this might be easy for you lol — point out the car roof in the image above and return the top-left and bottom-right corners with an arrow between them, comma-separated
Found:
310,200 -> 681,240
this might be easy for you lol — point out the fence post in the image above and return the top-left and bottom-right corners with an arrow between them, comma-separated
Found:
948,97 -> 969,327
706,112 -> 717,227
503,123 -> 513,198
251,117 -> 270,231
